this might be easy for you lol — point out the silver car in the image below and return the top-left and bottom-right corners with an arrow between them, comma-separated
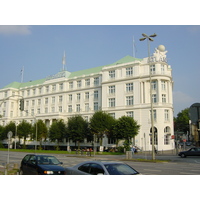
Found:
65,161 -> 140,175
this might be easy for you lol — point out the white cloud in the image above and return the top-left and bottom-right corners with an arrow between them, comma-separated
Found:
0,25 -> 31,35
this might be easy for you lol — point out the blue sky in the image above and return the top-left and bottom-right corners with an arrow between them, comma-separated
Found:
0,25 -> 199,116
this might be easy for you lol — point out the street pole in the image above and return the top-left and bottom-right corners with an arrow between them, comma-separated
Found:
140,33 -> 157,160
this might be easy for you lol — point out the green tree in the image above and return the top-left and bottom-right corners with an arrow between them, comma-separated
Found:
32,120 -> 48,149
17,120 -> 32,148
113,116 -> 140,150
90,111 -> 116,145
174,108 -> 189,133
49,119 -> 67,150
67,115 -> 89,149
0,125 -> 5,141
4,121 -> 16,139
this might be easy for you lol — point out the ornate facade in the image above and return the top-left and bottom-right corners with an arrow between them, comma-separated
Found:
0,45 -> 174,151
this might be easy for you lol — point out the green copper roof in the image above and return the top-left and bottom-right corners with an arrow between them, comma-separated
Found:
1,55 -> 142,89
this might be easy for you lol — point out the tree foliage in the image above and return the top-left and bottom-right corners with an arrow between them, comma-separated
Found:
113,116 -> 140,150
90,111 -> 116,145
32,119 -> 48,149
67,115 -> 89,149
174,108 -> 189,133
49,120 -> 67,149
17,120 -> 32,148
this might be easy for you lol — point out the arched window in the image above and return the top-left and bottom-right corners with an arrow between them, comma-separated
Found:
150,126 -> 158,145
164,126 -> 171,145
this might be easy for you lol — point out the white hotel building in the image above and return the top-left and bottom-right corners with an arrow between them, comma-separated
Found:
0,45 -> 174,151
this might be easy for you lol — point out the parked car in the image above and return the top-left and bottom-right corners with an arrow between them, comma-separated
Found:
19,154 -> 65,175
65,161 -> 140,175
178,147 -> 200,158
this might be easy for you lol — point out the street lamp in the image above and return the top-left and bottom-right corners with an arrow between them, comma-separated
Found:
139,33 -> 157,160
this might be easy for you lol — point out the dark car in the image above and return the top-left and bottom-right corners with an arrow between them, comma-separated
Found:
178,147 -> 200,158
19,154 -> 65,175
65,161 -> 140,175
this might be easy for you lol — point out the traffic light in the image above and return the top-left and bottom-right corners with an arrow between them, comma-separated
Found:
19,99 -> 24,111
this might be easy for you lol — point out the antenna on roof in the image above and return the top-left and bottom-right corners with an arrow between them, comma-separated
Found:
62,51 -> 66,71
133,36 -> 137,58
20,66 -> 24,83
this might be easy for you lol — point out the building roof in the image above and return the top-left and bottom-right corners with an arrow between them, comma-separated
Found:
1,55 -> 142,90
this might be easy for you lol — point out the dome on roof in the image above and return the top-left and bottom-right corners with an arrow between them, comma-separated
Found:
157,45 -> 165,52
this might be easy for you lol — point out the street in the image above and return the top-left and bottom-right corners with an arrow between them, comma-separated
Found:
1,151 -> 200,175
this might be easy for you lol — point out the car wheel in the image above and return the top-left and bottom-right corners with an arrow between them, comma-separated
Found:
181,154 -> 186,158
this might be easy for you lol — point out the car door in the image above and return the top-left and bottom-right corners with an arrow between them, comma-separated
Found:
26,155 -> 38,175
21,155 -> 31,174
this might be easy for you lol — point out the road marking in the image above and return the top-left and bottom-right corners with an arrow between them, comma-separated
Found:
194,160 -> 200,164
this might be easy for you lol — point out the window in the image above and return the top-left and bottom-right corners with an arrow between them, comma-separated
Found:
33,89 -> 36,95
45,98 -> 48,105
52,85 -> 56,91
94,77 -> 99,86
69,94 -> 72,102
27,90 -> 30,96
68,105 -> 72,113
38,99 -> 41,105
164,109 -> 169,121
161,65 -> 165,74
45,107 -> 48,113
126,111 -> 134,118
162,94 -> 166,103
32,100 -> 35,106
51,107 -> 55,113
94,91 -> 98,100
164,135 -> 170,145
126,67 -> 133,77
109,85 -> 115,94
59,96 -> 63,103
85,92 -> 89,101
85,79 -> 90,87
161,81 -> 166,90
52,97 -> 55,104
46,86 -> 49,93
85,103 -> 89,112
151,81 -> 157,90
150,110 -> 157,121
69,82 -> 73,89
109,98 -> 115,107
77,93 -> 81,102
39,88 -> 42,94
152,94 -> 157,103
126,96 -> 134,106
37,108 -> 40,114
94,102 -> 98,111
77,80 -> 81,88
150,65 -> 156,74
126,83 -> 133,92
109,70 -> 115,79
59,83 -> 63,91
59,106 -> 62,112
76,104 -> 80,112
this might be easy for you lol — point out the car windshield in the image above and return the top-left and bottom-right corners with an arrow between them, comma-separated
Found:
104,163 -> 139,175
37,156 -> 60,165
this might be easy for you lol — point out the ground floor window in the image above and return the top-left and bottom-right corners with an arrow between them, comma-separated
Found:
164,135 -> 170,145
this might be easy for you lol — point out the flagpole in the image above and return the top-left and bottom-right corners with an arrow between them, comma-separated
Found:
62,51 -> 66,71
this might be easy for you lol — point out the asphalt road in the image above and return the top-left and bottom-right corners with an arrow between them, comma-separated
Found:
1,151 -> 200,175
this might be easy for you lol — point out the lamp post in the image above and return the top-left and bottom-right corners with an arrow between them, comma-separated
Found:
139,33 -> 157,160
